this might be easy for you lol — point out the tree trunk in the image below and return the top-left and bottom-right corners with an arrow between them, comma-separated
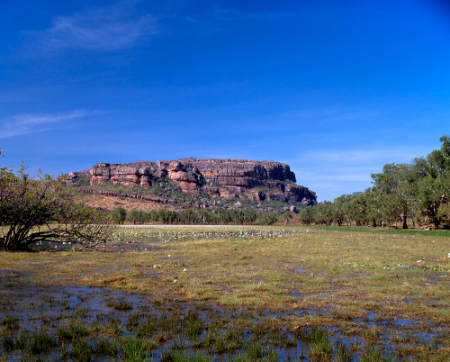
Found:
402,214 -> 408,229
433,203 -> 440,228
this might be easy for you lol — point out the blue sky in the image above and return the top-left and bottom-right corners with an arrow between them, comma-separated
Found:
0,0 -> 449,201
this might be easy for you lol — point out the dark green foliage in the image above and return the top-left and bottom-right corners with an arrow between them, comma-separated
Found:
256,212 -> 278,225
109,207 -> 285,225
300,136 -> 450,229
299,206 -> 315,225
112,207 -> 127,224
127,208 -> 147,225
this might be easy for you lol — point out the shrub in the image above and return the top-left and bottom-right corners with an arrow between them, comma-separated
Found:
112,207 -> 127,224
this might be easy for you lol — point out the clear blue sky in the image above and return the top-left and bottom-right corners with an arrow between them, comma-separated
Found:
1,0 -> 449,201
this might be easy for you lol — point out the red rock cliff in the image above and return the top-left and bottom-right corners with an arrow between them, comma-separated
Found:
81,158 -> 316,205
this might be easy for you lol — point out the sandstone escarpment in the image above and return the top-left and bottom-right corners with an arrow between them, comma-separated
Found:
68,158 -> 317,207
157,159 -> 296,188
90,161 -> 155,188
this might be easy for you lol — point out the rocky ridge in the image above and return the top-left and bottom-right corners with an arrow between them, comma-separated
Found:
68,159 -> 317,212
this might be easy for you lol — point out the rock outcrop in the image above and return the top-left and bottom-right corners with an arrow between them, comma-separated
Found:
90,161 -> 155,188
69,158 -> 317,206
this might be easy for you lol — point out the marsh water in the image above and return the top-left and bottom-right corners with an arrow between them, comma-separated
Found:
2,225 -> 450,361
1,258 -> 449,361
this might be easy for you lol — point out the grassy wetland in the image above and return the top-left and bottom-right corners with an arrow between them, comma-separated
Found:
1,225 -> 450,361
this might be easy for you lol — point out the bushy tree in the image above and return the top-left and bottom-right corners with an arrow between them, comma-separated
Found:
257,212 -> 278,225
371,163 -> 417,229
312,202 -> 334,225
333,195 -> 348,226
303,136 -> 450,229
127,208 -> 146,224
217,209 -> 231,224
279,211 -> 295,225
412,139 -> 450,227
112,207 -> 127,224
299,206 -> 315,225
365,188 -> 383,227
146,210 -> 158,223
0,159 -> 114,251
230,210 -> 244,225
437,203 -> 450,228
243,209 -> 257,225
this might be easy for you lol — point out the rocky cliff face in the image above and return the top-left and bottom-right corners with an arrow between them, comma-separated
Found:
69,159 -> 317,207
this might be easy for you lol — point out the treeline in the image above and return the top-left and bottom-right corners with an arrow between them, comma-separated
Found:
111,207 -> 280,225
299,136 -> 450,229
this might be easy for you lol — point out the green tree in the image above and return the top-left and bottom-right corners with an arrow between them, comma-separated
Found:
371,163 -> 417,229
217,209 -> 231,224
280,211 -> 295,225
415,175 -> 450,227
413,137 -> 450,227
230,210 -> 244,225
333,195 -> 350,226
351,192 -> 370,226
112,207 -> 127,224
127,209 -> 146,224
0,163 -> 114,252
299,206 -> 315,225
257,212 -> 278,225
179,209 -> 197,224
365,188 -> 383,227
146,210 -> 158,223
437,202 -> 450,228
313,202 -> 334,226
198,209 -> 211,224
243,209 -> 257,225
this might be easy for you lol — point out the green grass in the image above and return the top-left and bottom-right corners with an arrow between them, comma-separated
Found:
121,337 -> 152,362
112,300 -> 133,311
310,225 -> 450,236
2,225 -> 450,360
0,315 -> 19,330
26,330 -> 57,354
